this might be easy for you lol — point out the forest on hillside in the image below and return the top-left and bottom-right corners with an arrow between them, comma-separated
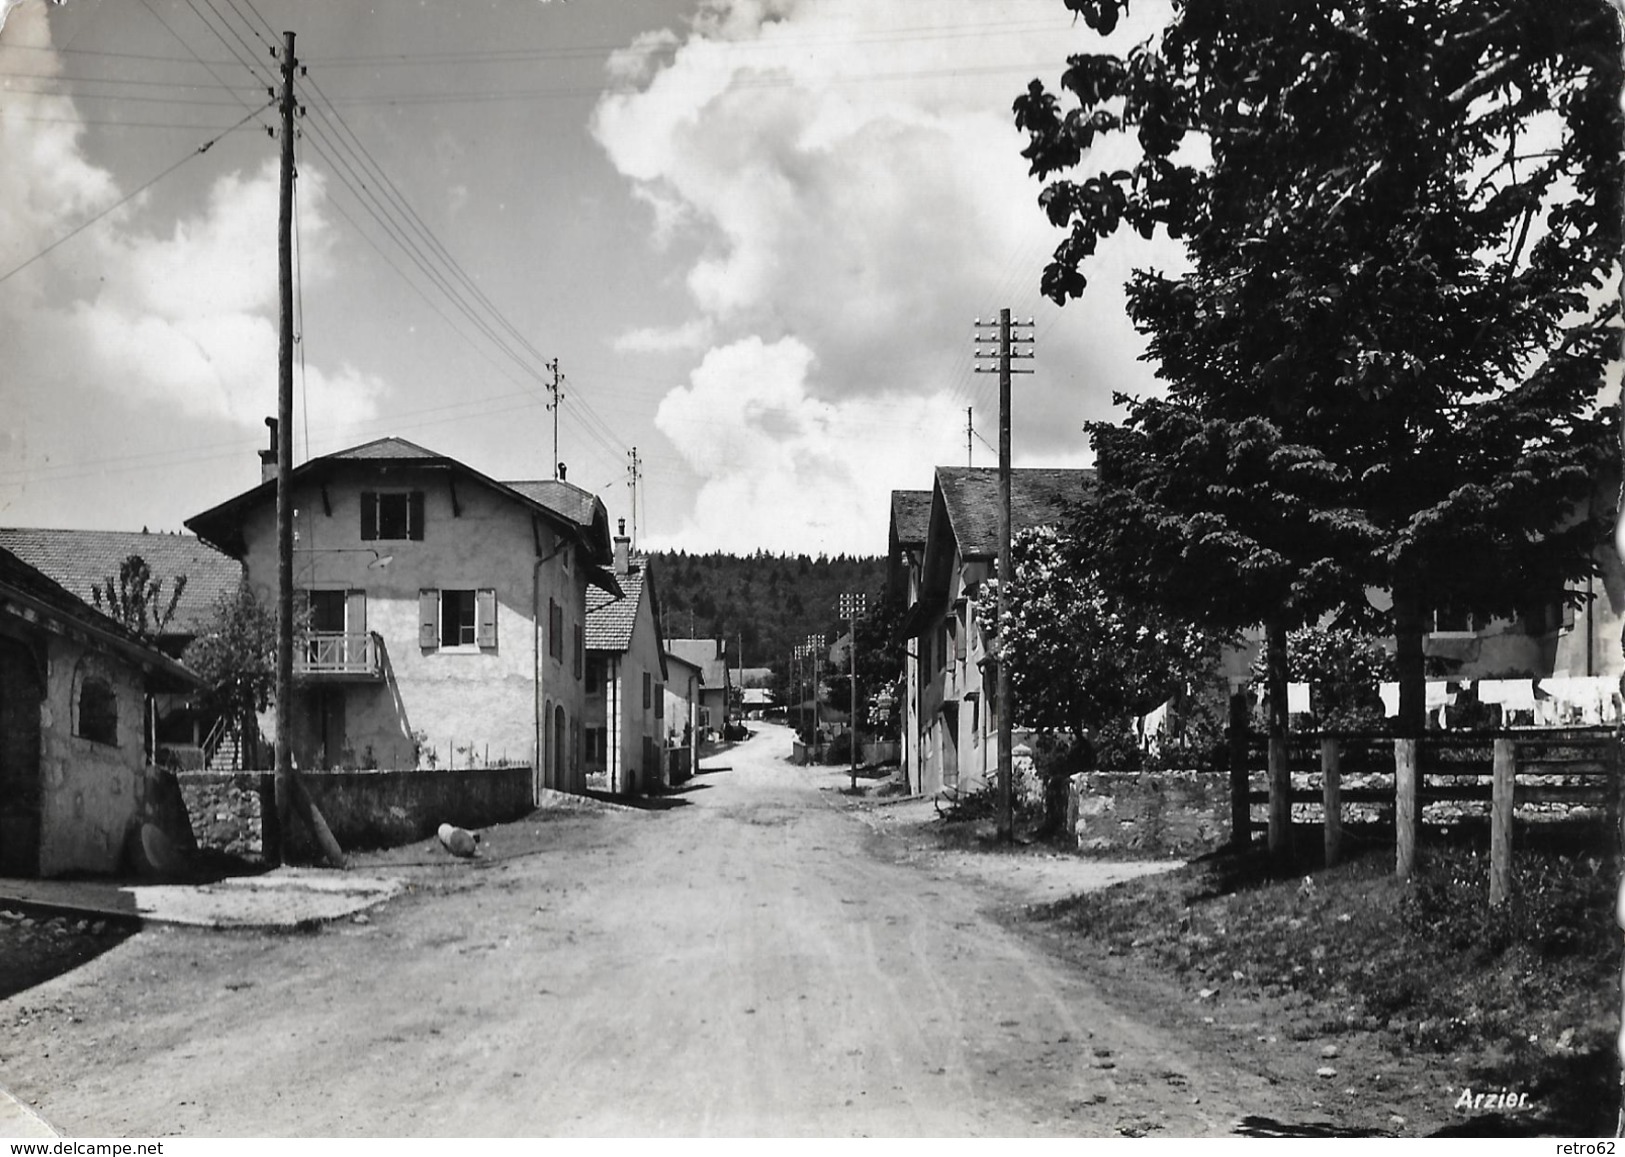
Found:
645,551 -> 887,673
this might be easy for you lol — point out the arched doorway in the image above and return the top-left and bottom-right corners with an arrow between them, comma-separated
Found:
543,698 -> 554,790
554,705 -> 567,793
0,636 -> 43,876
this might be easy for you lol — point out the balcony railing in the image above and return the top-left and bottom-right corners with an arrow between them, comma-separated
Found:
295,631 -> 383,680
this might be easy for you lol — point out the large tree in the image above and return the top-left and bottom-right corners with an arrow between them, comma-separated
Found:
1015,0 -> 1621,742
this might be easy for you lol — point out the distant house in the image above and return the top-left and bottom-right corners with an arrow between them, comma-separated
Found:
0,527 -> 242,761
663,649 -> 704,781
0,545 -> 196,877
667,637 -> 732,736
737,666 -> 774,716
584,524 -> 668,796
900,467 -> 1093,797
185,433 -> 619,798
887,490 -> 931,792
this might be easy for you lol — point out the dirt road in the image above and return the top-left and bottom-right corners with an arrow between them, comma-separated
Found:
0,723 -> 1300,1137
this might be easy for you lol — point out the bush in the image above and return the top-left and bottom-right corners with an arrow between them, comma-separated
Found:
823,731 -> 853,765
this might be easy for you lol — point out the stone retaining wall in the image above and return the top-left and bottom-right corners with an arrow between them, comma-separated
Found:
178,766 -> 534,861
177,772 -> 274,861
1067,769 -> 1234,858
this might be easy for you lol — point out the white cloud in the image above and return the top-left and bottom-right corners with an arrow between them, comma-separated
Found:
614,318 -> 714,354
0,14 -> 385,528
594,0 -> 1183,552
648,335 -> 968,555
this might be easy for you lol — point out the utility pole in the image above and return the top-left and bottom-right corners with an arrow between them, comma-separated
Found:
274,30 -> 297,860
794,645 -> 804,748
806,634 -> 826,761
974,309 -> 1034,843
966,406 -> 973,467
839,592 -> 867,791
273,31 -> 343,868
626,446 -> 642,548
545,358 -> 562,479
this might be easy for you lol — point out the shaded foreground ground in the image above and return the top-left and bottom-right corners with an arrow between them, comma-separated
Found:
856,784 -> 1620,1137
0,722 -> 1610,1136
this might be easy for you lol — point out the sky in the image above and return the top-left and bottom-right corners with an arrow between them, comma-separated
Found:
0,0 -> 1182,557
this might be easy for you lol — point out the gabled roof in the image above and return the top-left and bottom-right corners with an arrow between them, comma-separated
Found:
185,437 -> 615,575
667,637 -> 730,690
328,436 -> 440,460
911,467 -> 1094,635
585,560 -> 667,677
890,490 -> 932,550
933,467 -> 1093,560
504,480 -> 600,532
0,527 -> 241,637
586,566 -> 645,651
663,649 -> 705,681
0,545 -> 198,687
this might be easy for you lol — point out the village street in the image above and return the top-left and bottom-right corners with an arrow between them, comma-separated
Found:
0,722 -> 1304,1138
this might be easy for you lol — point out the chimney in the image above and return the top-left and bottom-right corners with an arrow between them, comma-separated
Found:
259,417 -> 278,483
613,518 -> 631,576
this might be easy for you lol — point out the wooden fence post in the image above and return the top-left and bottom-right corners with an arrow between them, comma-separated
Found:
1321,736 -> 1342,869
1268,735 -> 1290,857
1489,737 -> 1514,907
1395,737 -> 1417,880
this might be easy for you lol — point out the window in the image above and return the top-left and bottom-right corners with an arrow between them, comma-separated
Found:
548,599 -> 564,662
585,726 -> 606,765
306,589 -> 346,633
642,671 -> 652,711
73,661 -> 117,745
1430,604 -> 1477,634
585,656 -> 600,694
360,491 -> 424,541
419,588 -> 497,650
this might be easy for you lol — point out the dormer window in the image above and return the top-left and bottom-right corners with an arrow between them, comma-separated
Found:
361,491 -> 424,541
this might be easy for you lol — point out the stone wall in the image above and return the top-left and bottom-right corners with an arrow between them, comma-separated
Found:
179,765 -> 534,860
286,765 -> 534,856
177,772 -> 273,861
861,740 -> 900,766
1067,769 -> 1233,858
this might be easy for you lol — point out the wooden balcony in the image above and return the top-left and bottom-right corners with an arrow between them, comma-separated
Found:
295,632 -> 383,681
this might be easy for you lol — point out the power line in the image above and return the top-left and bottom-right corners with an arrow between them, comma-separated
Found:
0,101 -> 270,288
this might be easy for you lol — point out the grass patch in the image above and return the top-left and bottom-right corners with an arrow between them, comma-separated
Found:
1035,824 -> 1621,1133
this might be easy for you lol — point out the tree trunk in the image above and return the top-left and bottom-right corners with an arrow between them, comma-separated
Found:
1265,619 -> 1291,860
1391,571 -> 1425,872
1391,573 -> 1426,739
1228,685 -> 1251,849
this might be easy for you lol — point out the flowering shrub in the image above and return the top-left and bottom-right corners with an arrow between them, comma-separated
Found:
975,526 -> 1222,746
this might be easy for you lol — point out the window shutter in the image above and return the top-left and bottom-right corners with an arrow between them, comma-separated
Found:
347,589 -> 367,635
408,491 -> 425,541
643,671 -> 652,710
419,589 -> 439,648
573,624 -> 583,679
477,588 -> 497,648
360,492 -> 377,540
